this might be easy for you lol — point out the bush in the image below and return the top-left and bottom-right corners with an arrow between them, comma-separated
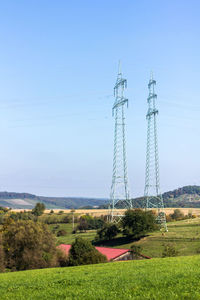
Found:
0,234 -> 5,272
6,211 -> 37,222
166,214 -> 172,222
0,214 -> 5,225
62,215 -> 70,223
122,209 -> 158,239
162,243 -> 179,257
32,203 -> 45,216
57,229 -> 67,237
91,217 -> 105,229
196,247 -> 200,254
96,223 -> 120,241
77,216 -> 105,232
68,237 -> 107,266
130,245 -> 142,259
77,217 -> 88,232
3,220 -> 58,271
56,249 -> 68,267
170,209 -> 184,221
41,214 -> 72,225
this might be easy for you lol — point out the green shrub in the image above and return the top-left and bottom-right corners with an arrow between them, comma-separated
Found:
96,223 -> 120,241
162,243 -> 179,257
0,233 -> 5,272
196,247 -> 200,254
0,214 -> 5,225
57,229 -> 67,237
170,209 -> 184,221
41,214 -> 71,224
6,211 -> 37,222
68,237 -> 107,266
56,249 -> 68,267
130,245 -> 142,258
32,203 -> 45,216
166,214 -> 172,222
77,217 -> 88,232
77,216 -> 105,232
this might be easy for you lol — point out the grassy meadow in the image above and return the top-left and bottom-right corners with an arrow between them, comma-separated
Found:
49,223 -> 96,245
0,255 -> 200,299
49,216 -> 200,258
116,217 -> 200,257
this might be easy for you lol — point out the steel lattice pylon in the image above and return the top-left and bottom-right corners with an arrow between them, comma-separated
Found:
144,74 -> 167,231
109,64 -> 132,221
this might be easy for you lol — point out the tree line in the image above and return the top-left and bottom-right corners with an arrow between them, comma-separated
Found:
0,204 -> 159,272
1,204 -> 190,273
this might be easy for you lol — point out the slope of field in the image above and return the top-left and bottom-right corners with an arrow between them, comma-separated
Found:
50,217 -> 200,258
0,256 -> 200,299
123,217 -> 200,257
0,192 -> 107,209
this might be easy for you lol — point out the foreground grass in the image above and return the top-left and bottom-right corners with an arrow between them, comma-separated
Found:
0,256 -> 200,299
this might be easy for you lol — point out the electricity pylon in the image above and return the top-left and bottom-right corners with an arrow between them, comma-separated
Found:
144,74 -> 167,231
110,63 -> 132,221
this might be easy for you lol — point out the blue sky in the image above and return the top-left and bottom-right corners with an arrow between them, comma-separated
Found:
0,0 -> 200,197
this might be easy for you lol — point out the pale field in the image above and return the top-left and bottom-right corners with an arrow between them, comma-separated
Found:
11,207 -> 200,216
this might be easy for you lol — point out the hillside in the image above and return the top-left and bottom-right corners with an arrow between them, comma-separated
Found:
0,192 -> 107,209
0,256 -> 200,299
1,185 -> 200,209
110,185 -> 200,209
53,216 -> 200,257
162,185 -> 200,207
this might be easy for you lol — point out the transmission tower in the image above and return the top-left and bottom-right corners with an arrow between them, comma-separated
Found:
144,74 -> 167,231
110,63 -> 132,221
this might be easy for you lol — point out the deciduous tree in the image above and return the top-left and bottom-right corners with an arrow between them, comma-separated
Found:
122,209 -> 158,238
0,234 -> 4,272
68,237 -> 107,266
32,203 -> 45,216
96,223 -> 120,241
3,220 -> 57,270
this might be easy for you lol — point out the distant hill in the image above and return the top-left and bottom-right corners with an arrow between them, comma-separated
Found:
162,185 -> 200,208
0,192 -> 107,209
104,185 -> 200,209
1,185 -> 200,209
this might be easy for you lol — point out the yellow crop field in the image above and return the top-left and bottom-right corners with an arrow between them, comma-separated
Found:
11,207 -> 200,217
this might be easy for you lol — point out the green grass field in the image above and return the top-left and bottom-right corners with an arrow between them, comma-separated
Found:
51,218 -> 200,258
130,218 -> 200,257
0,256 -> 200,299
48,223 -> 96,245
